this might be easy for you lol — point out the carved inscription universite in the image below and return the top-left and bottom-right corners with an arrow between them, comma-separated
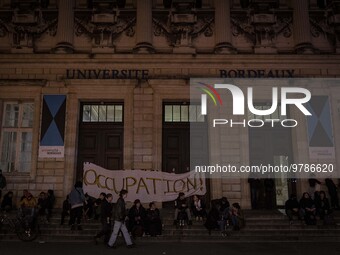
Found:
65,69 -> 295,79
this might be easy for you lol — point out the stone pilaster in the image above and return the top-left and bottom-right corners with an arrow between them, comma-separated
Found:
54,0 -> 75,53
214,0 -> 236,54
134,0 -> 154,53
293,0 -> 314,54
133,84 -> 154,169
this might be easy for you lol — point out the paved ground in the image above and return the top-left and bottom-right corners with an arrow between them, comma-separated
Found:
1,241 -> 340,255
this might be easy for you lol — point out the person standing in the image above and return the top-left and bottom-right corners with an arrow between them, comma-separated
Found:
60,195 -> 71,225
308,177 -> 321,199
264,177 -> 276,209
107,189 -> 135,248
94,193 -> 113,244
248,177 -> 260,209
325,178 -> 339,209
0,169 -> 7,200
69,181 -> 86,230
46,189 -> 55,222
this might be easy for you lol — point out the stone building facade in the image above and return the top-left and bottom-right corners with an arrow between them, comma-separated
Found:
0,0 -> 340,208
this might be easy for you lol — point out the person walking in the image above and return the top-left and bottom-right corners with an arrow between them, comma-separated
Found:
107,190 -> 135,248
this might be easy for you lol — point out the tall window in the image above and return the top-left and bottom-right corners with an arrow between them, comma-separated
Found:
0,102 -> 34,173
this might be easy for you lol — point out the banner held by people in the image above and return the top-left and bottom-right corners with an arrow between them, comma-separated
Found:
83,163 -> 206,203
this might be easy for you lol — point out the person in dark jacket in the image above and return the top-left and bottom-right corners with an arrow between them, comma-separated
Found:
69,181 -> 86,230
0,169 -> 6,200
204,200 -> 220,235
94,193 -> 113,244
191,195 -> 207,221
173,192 -> 192,225
37,192 -> 48,216
308,178 -> 321,199
145,202 -> 162,236
230,203 -> 245,231
83,193 -> 95,220
325,178 -> 339,209
1,191 -> 13,212
264,177 -> 276,209
315,191 -> 331,220
46,189 -> 55,221
60,195 -> 71,225
285,194 -> 301,224
107,189 -> 134,248
300,192 -> 316,225
248,177 -> 260,209
94,192 -> 106,220
217,197 -> 230,234
128,199 -> 146,238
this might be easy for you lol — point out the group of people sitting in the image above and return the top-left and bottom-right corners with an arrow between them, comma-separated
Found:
1,189 -> 55,221
285,191 -> 334,225
62,182 -> 245,248
0,188 -> 55,231
60,182 -> 162,246
204,197 -> 245,236
173,192 -> 244,235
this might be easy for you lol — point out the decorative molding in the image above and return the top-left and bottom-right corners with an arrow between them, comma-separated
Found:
231,13 -> 292,52
0,9 -> 57,50
75,15 -> 136,50
153,15 -> 214,47
310,16 -> 334,38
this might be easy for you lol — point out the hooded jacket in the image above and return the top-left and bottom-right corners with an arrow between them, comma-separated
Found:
69,187 -> 85,209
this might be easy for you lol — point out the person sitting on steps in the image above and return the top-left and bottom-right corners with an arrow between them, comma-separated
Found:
173,192 -> 192,226
285,194 -> 302,224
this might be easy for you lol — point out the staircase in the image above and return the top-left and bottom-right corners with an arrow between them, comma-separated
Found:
1,209 -> 340,243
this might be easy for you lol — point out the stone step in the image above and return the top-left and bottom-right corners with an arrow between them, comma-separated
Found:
37,223 -> 339,232
2,233 -> 340,243
2,209 -> 340,243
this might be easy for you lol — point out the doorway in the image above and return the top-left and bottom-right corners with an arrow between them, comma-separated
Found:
76,103 -> 124,180
248,105 -> 295,208
162,102 -> 209,206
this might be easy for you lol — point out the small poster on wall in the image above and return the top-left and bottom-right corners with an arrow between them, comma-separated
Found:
38,95 -> 66,158
306,95 -> 335,159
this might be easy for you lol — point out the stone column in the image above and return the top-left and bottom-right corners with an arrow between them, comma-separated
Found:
214,0 -> 236,54
292,0 -> 314,54
54,0 -> 75,53
134,0 -> 154,53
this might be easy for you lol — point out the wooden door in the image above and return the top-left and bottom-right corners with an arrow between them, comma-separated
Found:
76,103 -> 123,180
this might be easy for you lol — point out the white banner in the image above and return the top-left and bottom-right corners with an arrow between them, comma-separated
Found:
83,163 -> 206,203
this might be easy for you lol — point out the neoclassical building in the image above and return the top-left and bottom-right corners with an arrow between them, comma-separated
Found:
0,0 -> 340,208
